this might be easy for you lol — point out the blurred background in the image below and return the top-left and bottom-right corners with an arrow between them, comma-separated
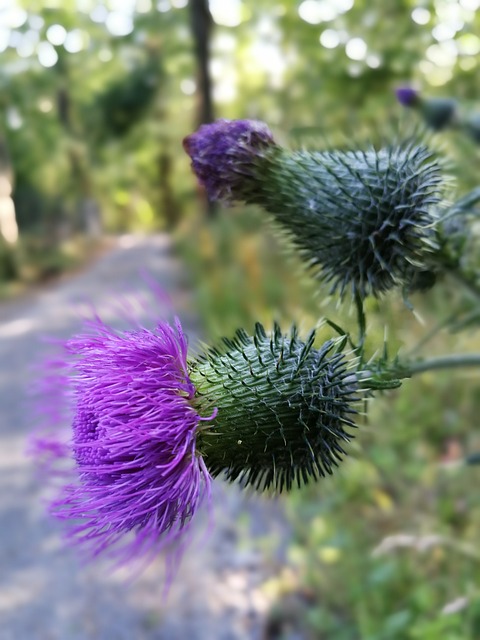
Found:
1,0 -> 480,638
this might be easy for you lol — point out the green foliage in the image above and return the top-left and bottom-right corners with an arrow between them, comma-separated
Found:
175,206 -> 327,337
273,370 -> 480,639
0,239 -> 19,281
3,0 -> 480,271
94,50 -> 164,139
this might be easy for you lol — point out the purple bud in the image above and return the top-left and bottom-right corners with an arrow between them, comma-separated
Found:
395,86 -> 419,107
183,119 -> 276,202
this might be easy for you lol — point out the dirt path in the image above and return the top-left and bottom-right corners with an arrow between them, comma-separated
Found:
0,235 -> 288,640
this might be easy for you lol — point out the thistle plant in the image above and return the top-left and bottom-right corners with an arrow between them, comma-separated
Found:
184,119 -> 444,298
396,85 -> 480,145
33,116 -> 480,584
396,86 -> 458,131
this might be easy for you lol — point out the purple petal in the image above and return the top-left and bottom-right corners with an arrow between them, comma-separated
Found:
31,310 -> 215,581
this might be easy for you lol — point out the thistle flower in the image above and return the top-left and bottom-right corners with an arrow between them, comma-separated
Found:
184,119 -> 443,298
192,323 -> 363,492
33,305 -> 368,575
33,314 -> 215,575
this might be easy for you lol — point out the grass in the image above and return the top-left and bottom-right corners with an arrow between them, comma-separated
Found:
176,204 -> 480,639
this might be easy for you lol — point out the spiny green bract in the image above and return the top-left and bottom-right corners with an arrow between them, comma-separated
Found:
255,143 -> 443,299
190,323 -> 362,493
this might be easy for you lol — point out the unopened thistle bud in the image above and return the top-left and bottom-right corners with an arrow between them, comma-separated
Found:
395,86 -> 420,108
395,86 -> 457,131
464,112 -> 480,144
191,323 -> 363,492
184,119 -> 443,298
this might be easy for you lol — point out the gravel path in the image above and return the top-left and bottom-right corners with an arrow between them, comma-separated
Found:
0,235 -> 289,640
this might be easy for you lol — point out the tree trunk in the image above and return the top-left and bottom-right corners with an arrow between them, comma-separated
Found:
188,0 -> 216,216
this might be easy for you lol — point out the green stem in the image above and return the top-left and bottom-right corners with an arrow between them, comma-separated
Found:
366,354 -> 480,390
354,290 -> 366,362
406,354 -> 480,376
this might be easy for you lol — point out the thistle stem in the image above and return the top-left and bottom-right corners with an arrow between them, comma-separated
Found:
406,354 -> 480,376
353,291 -> 366,362
364,353 -> 480,390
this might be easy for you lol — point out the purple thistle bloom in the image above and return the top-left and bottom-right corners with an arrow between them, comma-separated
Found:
183,119 -> 276,202
32,313 -> 215,578
395,86 -> 419,107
